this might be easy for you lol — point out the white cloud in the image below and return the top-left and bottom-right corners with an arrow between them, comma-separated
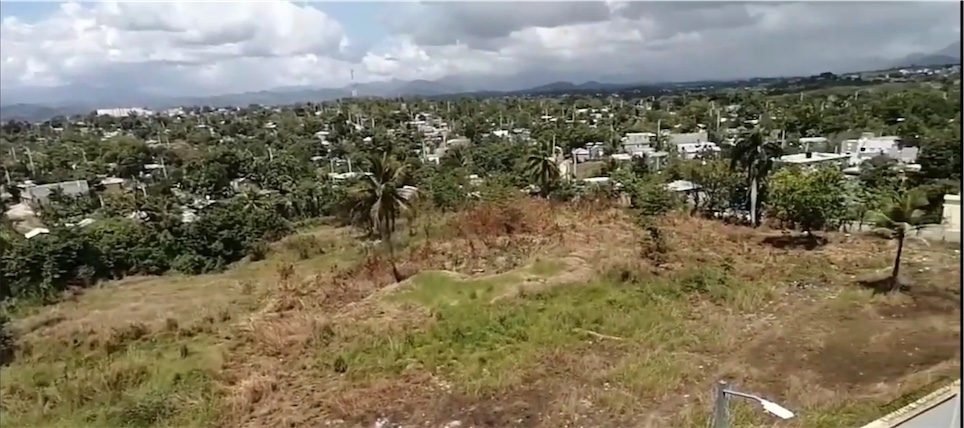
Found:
0,1 -> 960,104
1,1 -> 352,96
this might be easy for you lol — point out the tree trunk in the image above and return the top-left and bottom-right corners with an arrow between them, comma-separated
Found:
890,232 -> 905,292
384,227 -> 403,283
749,177 -> 758,227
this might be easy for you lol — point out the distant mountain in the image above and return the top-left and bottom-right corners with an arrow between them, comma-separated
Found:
0,104 -> 88,122
524,80 -> 635,94
891,41 -> 961,68
2,41 -> 960,123
936,41 -> 961,57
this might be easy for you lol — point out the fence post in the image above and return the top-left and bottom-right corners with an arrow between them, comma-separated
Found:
712,380 -> 731,428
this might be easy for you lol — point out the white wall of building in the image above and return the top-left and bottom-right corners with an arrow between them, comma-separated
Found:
942,194 -> 961,233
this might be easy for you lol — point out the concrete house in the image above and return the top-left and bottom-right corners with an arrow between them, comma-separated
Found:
21,180 -> 90,205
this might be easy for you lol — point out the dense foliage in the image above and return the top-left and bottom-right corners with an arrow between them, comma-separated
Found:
0,72 -> 960,302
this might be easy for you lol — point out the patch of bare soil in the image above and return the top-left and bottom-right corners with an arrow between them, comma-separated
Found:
751,313 -> 960,390
437,387 -> 554,428
747,252 -> 961,400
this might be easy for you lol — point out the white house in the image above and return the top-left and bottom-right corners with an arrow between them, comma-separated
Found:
841,134 -> 921,166
622,132 -> 656,154
778,152 -> 850,166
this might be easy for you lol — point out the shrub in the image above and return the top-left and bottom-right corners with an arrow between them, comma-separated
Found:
284,235 -> 325,260
248,241 -> 269,261
0,312 -> 16,366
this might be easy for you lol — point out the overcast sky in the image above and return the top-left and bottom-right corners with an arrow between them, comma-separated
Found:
0,1 -> 960,98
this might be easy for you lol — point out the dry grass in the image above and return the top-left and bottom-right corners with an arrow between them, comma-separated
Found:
1,198 -> 959,428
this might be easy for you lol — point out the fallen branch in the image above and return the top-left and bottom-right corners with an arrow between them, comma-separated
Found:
573,328 -> 625,341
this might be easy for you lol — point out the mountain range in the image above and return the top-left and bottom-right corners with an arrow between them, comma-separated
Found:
891,41 -> 961,69
1,42 -> 959,122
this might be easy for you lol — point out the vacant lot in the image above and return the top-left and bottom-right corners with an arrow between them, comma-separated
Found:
2,199 -> 960,428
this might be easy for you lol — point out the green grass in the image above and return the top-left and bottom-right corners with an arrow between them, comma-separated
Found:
2,218 -> 959,428
335,267 -> 757,396
2,335 -> 223,428
527,258 -> 566,276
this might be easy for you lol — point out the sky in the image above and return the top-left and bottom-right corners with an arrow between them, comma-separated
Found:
0,1 -> 960,101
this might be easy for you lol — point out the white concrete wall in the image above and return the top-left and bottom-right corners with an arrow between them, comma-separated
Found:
942,194 -> 961,233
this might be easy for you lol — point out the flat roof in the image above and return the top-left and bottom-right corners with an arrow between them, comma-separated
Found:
778,152 -> 849,164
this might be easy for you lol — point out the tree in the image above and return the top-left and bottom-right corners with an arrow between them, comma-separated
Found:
768,165 -> 847,235
525,141 -> 560,198
858,155 -> 901,192
352,152 -> 410,282
729,130 -> 783,226
679,158 -> 745,216
872,189 -> 928,292
917,139 -> 963,183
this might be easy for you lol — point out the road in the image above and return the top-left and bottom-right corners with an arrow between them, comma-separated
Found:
894,388 -> 960,428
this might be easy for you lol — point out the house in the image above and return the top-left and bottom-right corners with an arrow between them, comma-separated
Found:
665,180 -> 701,193
24,227 -> 50,239
841,135 -> 919,165
778,152 -> 850,166
799,137 -> 829,146
572,148 -> 591,163
676,142 -> 720,159
95,107 -> 153,118
622,132 -> 656,153
100,177 -> 126,193
21,180 -> 90,205
314,131 -> 331,145
668,131 -> 709,146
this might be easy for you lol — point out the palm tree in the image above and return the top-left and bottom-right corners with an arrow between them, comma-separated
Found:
729,129 -> 783,226
873,189 -> 928,292
525,140 -> 560,198
352,152 -> 410,282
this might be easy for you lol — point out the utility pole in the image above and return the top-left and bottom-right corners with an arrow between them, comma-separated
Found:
711,381 -> 731,428
24,147 -> 35,176
160,157 -> 169,179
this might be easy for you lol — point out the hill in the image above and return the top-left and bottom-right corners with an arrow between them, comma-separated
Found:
0,104 -> 86,122
2,200 -> 960,428
892,41 -> 961,68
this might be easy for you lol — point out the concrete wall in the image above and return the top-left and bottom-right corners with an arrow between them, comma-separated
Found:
942,194 -> 960,233
859,380 -> 960,428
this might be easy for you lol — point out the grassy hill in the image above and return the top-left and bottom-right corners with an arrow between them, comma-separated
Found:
1,198 -> 960,428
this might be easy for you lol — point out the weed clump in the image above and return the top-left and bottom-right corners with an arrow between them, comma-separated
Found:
0,312 -> 16,366
284,235 -> 326,260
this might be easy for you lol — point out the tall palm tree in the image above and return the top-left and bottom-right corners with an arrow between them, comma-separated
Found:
729,129 -> 783,226
873,189 -> 928,292
525,140 -> 560,198
352,152 -> 410,282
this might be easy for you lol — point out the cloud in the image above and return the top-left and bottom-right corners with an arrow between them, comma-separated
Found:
1,1 -> 352,97
0,1 -> 960,104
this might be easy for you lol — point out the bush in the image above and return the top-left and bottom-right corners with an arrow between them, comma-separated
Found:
0,312 -> 16,366
248,241 -> 270,261
0,199 -> 294,303
284,235 -> 325,260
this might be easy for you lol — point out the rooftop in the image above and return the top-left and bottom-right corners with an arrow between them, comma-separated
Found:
778,152 -> 849,164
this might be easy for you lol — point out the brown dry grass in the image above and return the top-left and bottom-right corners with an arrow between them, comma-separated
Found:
1,197 -> 959,428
